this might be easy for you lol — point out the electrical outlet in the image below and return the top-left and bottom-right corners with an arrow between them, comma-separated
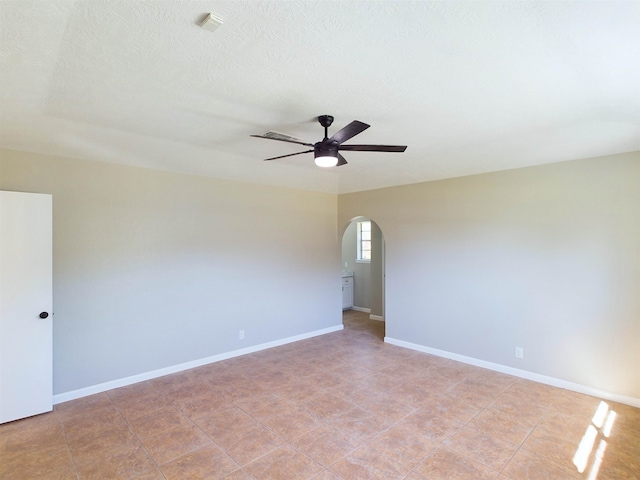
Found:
239,330 -> 245,340
515,346 -> 524,359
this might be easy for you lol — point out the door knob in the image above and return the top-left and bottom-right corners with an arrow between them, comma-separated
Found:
39,312 -> 49,319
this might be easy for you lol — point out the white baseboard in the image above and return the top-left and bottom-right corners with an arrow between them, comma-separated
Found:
53,324 -> 344,405
369,314 -> 384,321
384,337 -> 640,409
350,306 -> 371,313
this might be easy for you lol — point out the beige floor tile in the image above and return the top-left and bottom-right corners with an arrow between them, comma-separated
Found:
160,443 -> 240,480
233,392 -> 293,419
302,392 -> 355,422
128,404 -> 194,439
0,410 -> 60,436
55,393 -> 115,421
74,444 -> 162,480
106,381 -> 159,401
67,424 -> 141,464
292,425 -> 363,467
61,406 -> 126,440
445,377 -> 505,409
193,405 -> 257,439
213,422 -> 284,466
423,393 -> 483,424
488,391 -> 547,426
111,392 -> 173,421
397,409 -> 464,443
596,448 -> 640,479
149,371 -> 193,393
305,369 -> 354,390
326,382 -> 382,405
367,422 -> 437,469
141,424 -> 211,465
330,406 -> 389,441
466,406 -> 534,445
251,370 -> 293,390
0,443 -> 77,480
0,414 -> 67,459
310,470 -> 342,480
415,447 -> 499,480
548,390 -> 607,419
162,381 -> 218,405
244,444 -> 323,480
356,393 -> 417,425
404,473 -> 428,480
259,404 -> 322,441
520,425 -> 586,469
176,390 -> 235,419
330,445 -> 410,480
271,380 -> 325,404
386,381 -> 440,408
444,425 -> 520,471
216,380 -> 266,403
502,449 -> 582,479
221,469 -> 252,479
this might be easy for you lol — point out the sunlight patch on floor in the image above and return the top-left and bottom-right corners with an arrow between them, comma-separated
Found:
573,400 -> 617,478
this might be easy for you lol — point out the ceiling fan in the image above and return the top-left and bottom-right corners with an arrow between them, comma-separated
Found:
250,115 -> 407,167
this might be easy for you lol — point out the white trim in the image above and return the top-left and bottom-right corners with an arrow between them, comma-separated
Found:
355,259 -> 371,264
369,314 -> 384,321
351,306 -> 371,313
53,324 -> 343,405
384,337 -> 640,409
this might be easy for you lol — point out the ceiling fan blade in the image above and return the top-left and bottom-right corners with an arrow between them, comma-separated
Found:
328,120 -> 370,145
336,154 -> 348,166
338,144 -> 407,152
263,150 -> 313,161
250,134 -> 313,147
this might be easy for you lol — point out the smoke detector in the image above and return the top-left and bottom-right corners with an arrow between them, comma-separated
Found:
201,13 -> 223,32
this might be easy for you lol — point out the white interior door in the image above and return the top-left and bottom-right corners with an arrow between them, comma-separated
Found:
0,190 -> 53,424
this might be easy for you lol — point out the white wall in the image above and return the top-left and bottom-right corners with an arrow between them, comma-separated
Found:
339,151 -> 640,401
0,149 -> 341,395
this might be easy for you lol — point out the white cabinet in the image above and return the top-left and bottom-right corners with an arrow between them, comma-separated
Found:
342,276 -> 353,310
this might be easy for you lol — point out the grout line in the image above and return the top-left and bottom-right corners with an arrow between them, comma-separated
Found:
107,392 -> 170,480
54,407 -> 81,480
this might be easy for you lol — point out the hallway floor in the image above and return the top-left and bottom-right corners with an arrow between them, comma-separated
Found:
2,310 -> 639,479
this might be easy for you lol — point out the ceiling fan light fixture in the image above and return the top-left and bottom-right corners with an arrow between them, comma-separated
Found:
314,155 -> 339,167
314,143 -> 338,167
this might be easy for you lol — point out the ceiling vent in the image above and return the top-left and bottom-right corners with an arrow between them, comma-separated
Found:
201,13 -> 223,32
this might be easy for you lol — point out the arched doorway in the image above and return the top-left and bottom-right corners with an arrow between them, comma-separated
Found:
340,217 -> 386,339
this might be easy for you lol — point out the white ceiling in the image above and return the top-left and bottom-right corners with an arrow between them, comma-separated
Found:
1,1 -> 639,194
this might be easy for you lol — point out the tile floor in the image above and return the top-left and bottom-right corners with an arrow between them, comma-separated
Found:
1,310 -> 639,479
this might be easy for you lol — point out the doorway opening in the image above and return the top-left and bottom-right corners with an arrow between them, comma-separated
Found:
340,217 -> 386,340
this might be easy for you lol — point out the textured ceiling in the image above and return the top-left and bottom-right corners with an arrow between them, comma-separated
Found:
1,0 -> 639,194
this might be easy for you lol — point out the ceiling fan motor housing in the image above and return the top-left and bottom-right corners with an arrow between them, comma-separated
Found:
314,142 -> 338,158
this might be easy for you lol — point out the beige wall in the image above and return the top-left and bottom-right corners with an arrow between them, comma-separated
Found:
339,152 -> 640,400
3,146 -> 638,402
1,149 -> 341,395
